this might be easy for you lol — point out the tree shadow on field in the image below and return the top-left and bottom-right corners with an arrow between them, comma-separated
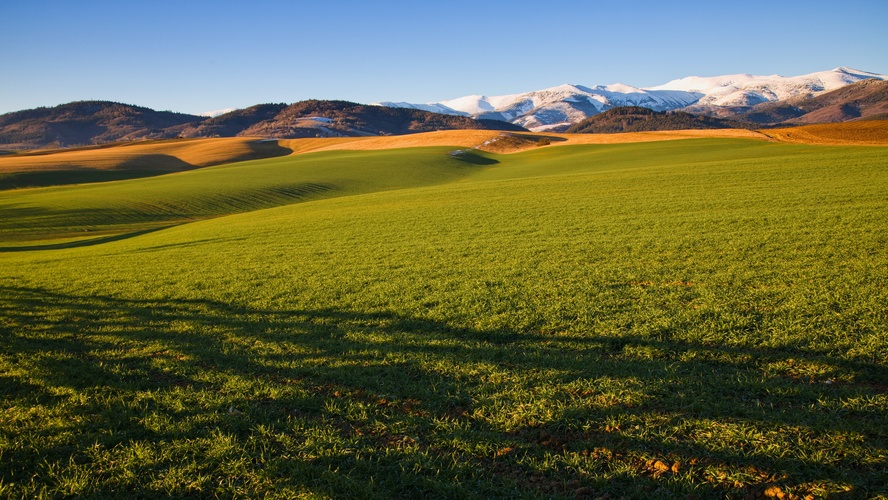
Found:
0,285 -> 885,498
0,169 -> 166,190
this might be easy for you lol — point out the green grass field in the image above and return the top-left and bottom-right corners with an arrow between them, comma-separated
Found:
1,138 -> 887,498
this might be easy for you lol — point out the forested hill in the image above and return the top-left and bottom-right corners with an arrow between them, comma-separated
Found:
0,101 -> 202,149
170,100 -> 527,140
565,106 -> 742,134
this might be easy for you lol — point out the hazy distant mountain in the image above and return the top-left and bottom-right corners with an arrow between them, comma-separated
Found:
565,106 -> 743,134
380,67 -> 887,131
0,101 -> 524,149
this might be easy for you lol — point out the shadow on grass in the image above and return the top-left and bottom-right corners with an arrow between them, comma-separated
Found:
519,133 -> 569,143
0,182 -> 334,246
0,285 -> 885,498
0,225 -> 181,252
0,155 -> 194,191
0,169 -> 171,190
450,150 -> 500,166
0,142 -> 293,191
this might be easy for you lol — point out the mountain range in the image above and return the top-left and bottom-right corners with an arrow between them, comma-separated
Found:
378,67 -> 887,131
1,67 -> 885,149
0,100 -> 524,150
730,77 -> 888,124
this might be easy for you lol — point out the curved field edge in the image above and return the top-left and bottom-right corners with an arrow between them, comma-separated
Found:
0,138 -> 293,190
0,130 -> 765,192
1,139 -> 777,245
0,139 -> 886,497
0,137 -> 293,173
0,146 -> 496,245
2,120 -> 883,179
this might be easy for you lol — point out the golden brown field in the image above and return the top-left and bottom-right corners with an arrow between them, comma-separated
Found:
0,137 -> 289,173
2,123 -> 884,178
760,120 -> 888,145
281,128 -> 769,155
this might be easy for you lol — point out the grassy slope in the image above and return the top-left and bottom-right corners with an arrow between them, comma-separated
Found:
0,147 -> 491,244
0,128 -> 774,192
1,139 -> 887,498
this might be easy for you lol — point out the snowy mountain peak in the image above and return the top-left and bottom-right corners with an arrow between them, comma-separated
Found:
377,67 -> 886,131
647,67 -> 887,107
647,73 -> 763,93
832,66 -> 882,77
200,107 -> 238,118
539,83 -> 586,93
595,83 -> 646,94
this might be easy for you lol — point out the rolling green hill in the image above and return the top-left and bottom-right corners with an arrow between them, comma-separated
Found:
0,147 -> 494,244
1,139 -> 887,498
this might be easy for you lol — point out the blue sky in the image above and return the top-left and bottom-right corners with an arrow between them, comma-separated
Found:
2,0 -> 886,115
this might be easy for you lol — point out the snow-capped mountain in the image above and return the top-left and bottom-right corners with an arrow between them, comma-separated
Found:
377,67 -> 887,131
199,107 -> 238,118
378,84 -> 702,132
648,67 -> 887,108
